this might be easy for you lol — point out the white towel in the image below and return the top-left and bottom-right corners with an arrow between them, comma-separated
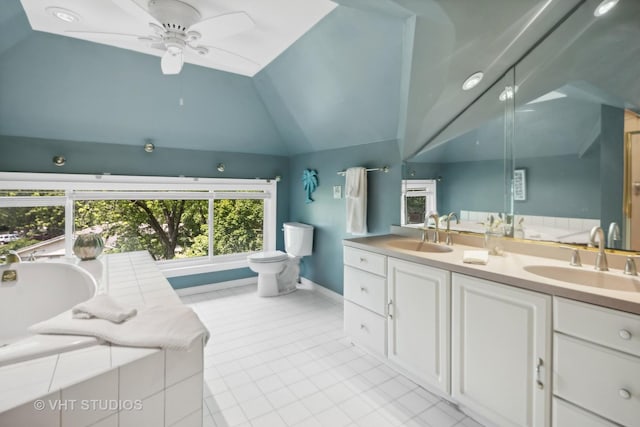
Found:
462,250 -> 490,265
345,167 -> 367,234
72,294 -> 137,323
29,305 -> 210,351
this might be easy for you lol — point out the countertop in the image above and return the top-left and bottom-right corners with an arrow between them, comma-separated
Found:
0,251 -> 182,413
344,234 -> 640,315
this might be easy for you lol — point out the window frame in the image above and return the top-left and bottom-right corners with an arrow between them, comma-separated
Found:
0,172 -> 277,276
401,179 -> 437,226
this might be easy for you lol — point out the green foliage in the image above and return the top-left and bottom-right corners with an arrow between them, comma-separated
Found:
0,195 -> 263,261
214,199 -> 264,255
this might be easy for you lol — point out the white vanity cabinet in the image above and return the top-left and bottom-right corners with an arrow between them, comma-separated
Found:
553,297 -> 640,427
451,273 -> 552,427
387,258 -> 450,394
343,247 -> 387,356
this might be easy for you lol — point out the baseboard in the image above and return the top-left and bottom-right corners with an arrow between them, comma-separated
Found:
174,276 -> 257,296
299,277 -> 344,304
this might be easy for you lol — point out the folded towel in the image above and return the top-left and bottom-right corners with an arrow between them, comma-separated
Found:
463,250 -> 489,265
345,167 -> 367,234
29,305 -> 210,351
72,294 -> 137,323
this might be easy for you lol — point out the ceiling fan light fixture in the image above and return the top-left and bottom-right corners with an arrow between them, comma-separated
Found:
462,72 -> 484,91
46,7 -> 80,23
594,0 -> 619,17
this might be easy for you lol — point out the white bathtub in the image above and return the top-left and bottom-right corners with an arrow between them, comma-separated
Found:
0,262 -> 98,366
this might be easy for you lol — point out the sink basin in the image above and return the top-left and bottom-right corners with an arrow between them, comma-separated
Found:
386,239 -> 453,253
523,265 -> 640,292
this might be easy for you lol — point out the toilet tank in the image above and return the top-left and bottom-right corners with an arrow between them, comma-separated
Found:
284,222 -> 314,257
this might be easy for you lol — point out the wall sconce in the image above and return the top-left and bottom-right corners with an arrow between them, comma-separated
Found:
217,163 -> 225,172
52,155 -> 66,166
144,142 -> 155,153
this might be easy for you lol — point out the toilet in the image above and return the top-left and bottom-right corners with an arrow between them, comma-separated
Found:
247,222 -> 314,297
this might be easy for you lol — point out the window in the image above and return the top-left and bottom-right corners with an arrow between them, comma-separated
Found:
0,173 -> 277,273
401,180 -> 437,226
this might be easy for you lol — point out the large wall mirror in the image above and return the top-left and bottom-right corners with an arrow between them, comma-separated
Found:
402,0 -> 640,251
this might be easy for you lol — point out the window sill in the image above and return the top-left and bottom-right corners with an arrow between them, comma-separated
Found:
158,255 -> 251,278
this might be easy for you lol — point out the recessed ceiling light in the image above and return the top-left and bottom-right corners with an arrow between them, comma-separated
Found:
46,7 -> 80,23
462,72 -> 484,91
594,0 -> 619,17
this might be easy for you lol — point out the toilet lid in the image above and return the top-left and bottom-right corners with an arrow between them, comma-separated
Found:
247,251 -> 289,263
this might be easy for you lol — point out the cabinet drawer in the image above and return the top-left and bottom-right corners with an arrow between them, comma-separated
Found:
553,398 -> 618,427
344,300 -> 386,356
344,247 -> 386,276
555,297 -> 640,357
554,333 -> 640,427
344,266 -> 386,315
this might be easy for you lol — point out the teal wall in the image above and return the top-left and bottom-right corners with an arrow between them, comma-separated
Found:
409,152 -> 601,219
253,6 -> 405,155
288,140 -> 402,294
0,32 -> 285,155
515,153 -> 601,218
600,105 -> 624,230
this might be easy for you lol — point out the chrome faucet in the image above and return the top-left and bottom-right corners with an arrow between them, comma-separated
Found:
588,226 -> 608,271
445,212 -> 459,245
607,222 -> 620,248
624,256 -> 638,276
427,213 -> 440,243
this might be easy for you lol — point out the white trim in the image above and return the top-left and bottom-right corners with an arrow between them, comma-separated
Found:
300,277 -> 344,304
174,277 -> 257,296
0,172 -> 276,190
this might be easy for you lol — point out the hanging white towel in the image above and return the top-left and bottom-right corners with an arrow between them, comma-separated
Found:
72,294 -> 137,323
29,304 -> 210,351
345,167 -> 367,234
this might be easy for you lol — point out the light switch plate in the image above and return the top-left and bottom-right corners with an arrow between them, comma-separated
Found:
333,185 -> 342,199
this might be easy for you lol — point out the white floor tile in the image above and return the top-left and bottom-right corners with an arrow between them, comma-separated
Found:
239,395 -> 273,419
186,286 -> 476,427
277,401 -> 312,425
266,387 -> 298,409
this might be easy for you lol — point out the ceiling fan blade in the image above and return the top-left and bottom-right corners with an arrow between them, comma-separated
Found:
190,11 -> 254,41
161,50 -> 184,75
193,44 -> 260,68
111,0 -> 160,25
65,30 -> 146,42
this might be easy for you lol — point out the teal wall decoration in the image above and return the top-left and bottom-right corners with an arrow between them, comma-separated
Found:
302,169 -> 319,203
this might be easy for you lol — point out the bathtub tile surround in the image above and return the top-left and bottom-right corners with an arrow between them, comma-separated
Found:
183,284 -> 479,427
0,252 -> 204,427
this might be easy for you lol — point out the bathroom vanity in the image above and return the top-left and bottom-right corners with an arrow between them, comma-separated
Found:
343,235 -> 640,427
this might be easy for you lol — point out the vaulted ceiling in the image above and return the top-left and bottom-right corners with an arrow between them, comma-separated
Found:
0,0 -> 584,159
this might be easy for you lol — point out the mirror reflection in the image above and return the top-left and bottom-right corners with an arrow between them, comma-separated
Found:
402,0 -> 640,251
513,0 -> 640,250
402,70 -> 513,235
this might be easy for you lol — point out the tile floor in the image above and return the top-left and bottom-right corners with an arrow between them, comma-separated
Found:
181,284 -> 483,427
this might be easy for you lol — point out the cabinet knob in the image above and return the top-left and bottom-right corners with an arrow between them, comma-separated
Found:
619,389 -> 631,400
619,329 -> 632,340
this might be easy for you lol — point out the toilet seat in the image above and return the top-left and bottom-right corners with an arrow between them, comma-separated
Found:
247,251 -> 289,263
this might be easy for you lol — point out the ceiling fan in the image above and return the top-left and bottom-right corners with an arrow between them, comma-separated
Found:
67,0 -> 258,75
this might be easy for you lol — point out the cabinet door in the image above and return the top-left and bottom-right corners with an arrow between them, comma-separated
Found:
452,273 -> 551,427
387,258 -> 450,393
